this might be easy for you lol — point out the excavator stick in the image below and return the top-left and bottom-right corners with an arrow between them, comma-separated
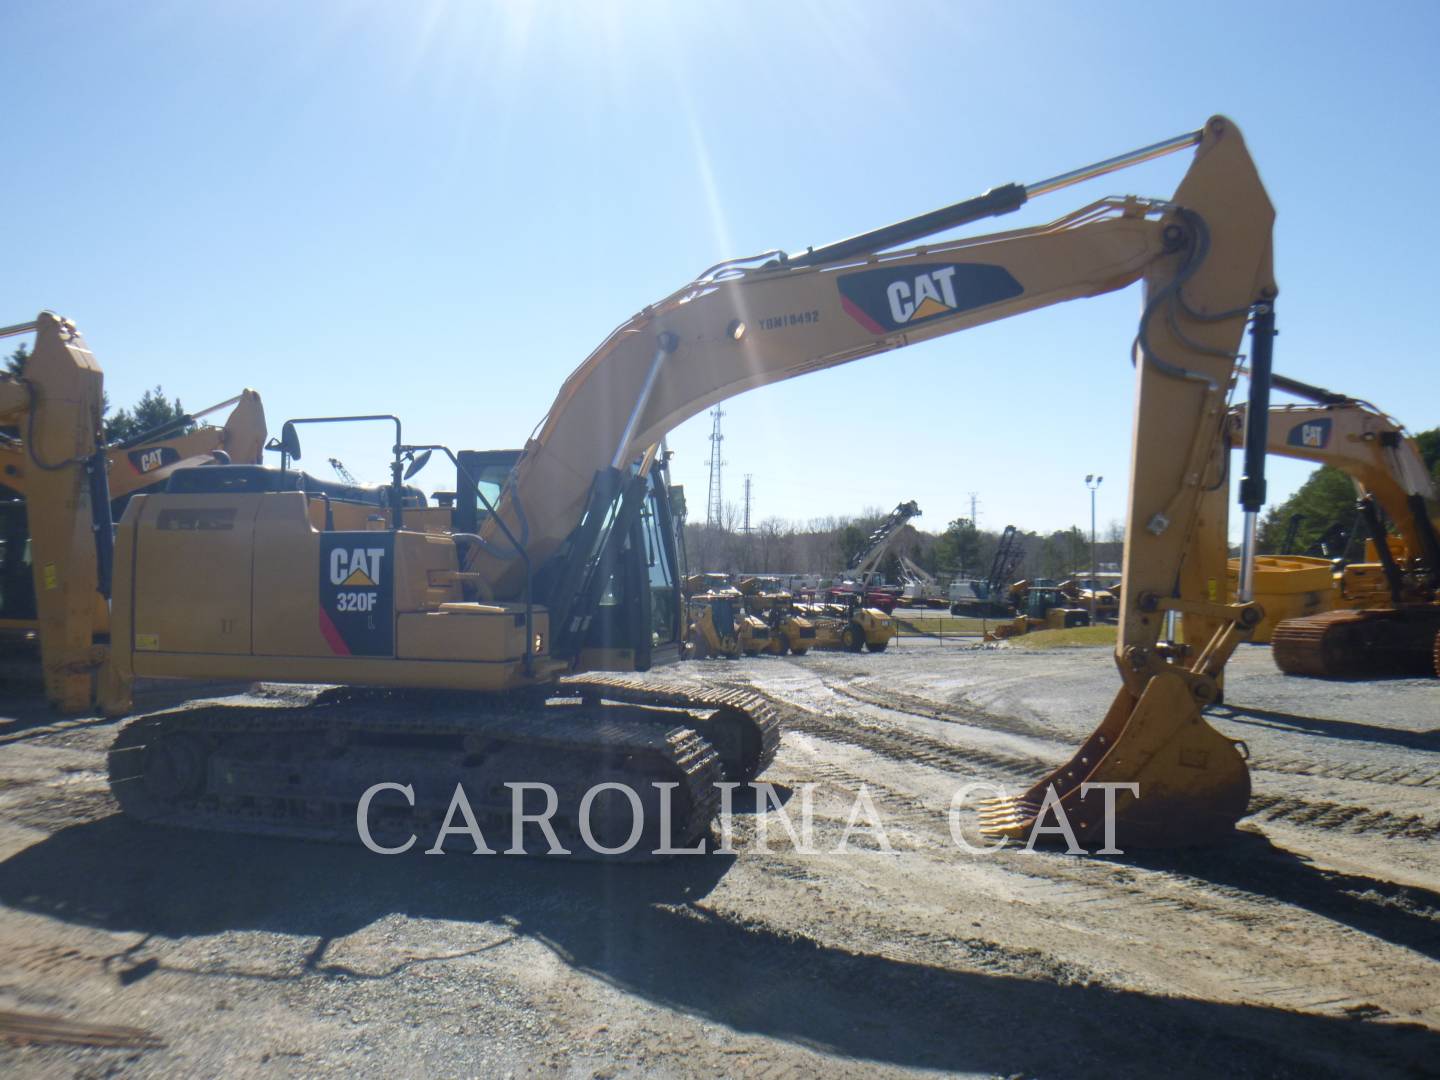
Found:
980,116 -> 1275,848
0,314 -> 106,711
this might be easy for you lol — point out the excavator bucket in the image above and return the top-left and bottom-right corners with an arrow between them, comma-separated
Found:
980,673 -> 1250,848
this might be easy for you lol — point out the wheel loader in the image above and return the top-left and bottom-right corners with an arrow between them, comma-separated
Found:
1058,578 -> 1120,623
15,115 -> 1302,849
797,594 -> 895,653
684,582 -> 773,658
685,592 -> 741,659
736,577 -> 815,655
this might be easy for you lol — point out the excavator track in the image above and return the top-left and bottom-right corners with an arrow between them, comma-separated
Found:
558,672 -> 783,783
107,696 -> 725,858
1272,608 -> 1440,678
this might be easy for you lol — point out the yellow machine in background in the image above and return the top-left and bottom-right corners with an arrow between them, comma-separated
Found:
799,595 -> 895,652
1057,578 -> 1120,623
986,584 -> 1092,640
735,610 -> 772,657
684,585 -> 772,659
1,378 -> 266,645
1227,392 -> 1439,676
737,577 -> 815,655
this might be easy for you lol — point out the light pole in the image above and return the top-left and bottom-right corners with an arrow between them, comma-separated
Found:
1085,474 -> 1103,625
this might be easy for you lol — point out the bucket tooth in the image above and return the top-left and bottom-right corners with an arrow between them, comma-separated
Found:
979,672 -> 1250,848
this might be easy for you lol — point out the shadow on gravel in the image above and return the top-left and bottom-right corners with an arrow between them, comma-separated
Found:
0,817 -> 1435,1077
1121,831 -> 1440,961
1214,704 -> 1440,751
0,681 -> 255,744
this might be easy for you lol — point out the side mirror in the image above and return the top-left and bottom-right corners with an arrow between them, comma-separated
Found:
280,421 -> 302,462
402,449 -> 432,481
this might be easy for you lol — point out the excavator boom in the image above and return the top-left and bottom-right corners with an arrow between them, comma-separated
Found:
465,117 -> 1276,845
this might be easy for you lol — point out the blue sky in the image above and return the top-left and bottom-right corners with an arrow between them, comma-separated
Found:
5,1 -> 1437,538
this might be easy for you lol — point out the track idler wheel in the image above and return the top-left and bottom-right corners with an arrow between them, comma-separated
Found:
979,672 -> 1251,848
693,705 -> 765,783
143,732 -> 210,801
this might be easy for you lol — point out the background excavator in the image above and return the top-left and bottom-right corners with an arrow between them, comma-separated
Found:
0,339 -> 266,651
1228,383 -> 1440,677
22,116 -> 1283,849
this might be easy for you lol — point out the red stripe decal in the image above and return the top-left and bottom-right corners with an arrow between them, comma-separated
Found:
840,294 -> 886,335
318,608 -> 352,656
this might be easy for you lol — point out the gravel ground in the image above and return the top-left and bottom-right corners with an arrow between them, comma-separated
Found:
0,640 -> 1436,1077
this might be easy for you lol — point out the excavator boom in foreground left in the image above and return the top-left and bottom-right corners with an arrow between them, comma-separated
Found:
1,332 -> 267,663
20,116 -> 1285,850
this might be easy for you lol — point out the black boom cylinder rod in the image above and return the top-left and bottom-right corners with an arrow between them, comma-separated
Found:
1236,302 -> 1277,603
790,184 -> 1028,268
1239,304 -> 1277,514
789,127 -> 1202,269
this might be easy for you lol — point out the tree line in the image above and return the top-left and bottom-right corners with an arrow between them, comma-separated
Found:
682,508 -> 1124,585
682,420 -> 1440,583
5,342 -> 191,444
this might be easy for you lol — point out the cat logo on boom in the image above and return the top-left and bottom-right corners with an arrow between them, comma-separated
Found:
837,261 -> 1023,335
127,445 -> 180,475
885,267 -> 962,324
1286,418 -> 1331,450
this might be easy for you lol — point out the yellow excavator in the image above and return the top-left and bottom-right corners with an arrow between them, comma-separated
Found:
1228,383 -> 1440,677
1,337 -> 266,652
1,316 -> 266,702
21,116 -> 1286,849
1,320 -> 266,700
